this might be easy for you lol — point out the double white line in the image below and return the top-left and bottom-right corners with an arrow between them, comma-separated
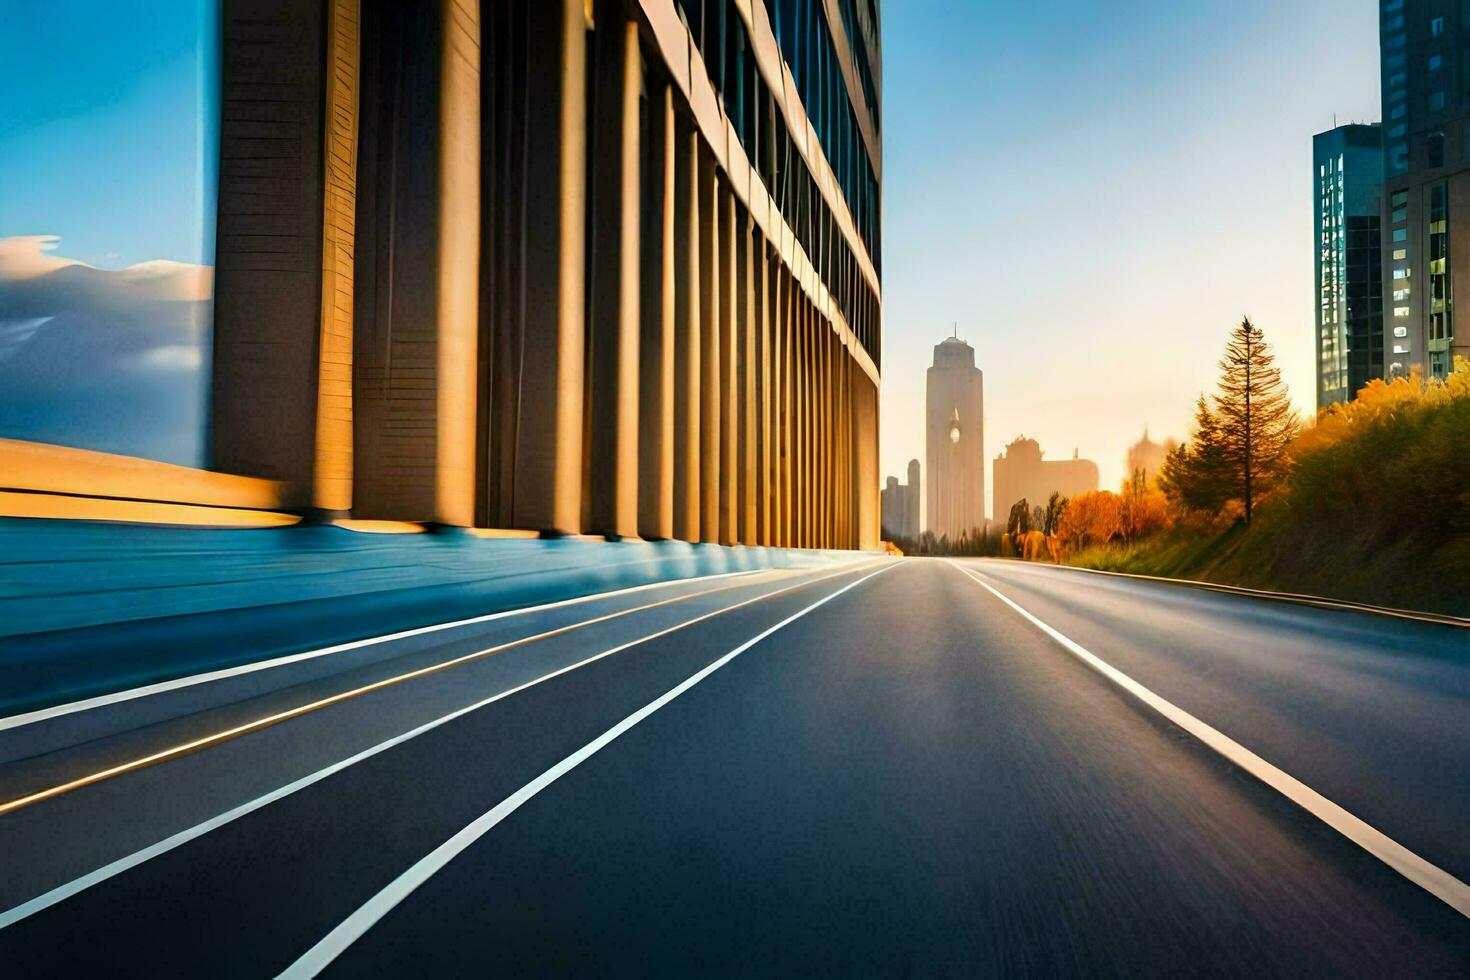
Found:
0,560 -> 890,932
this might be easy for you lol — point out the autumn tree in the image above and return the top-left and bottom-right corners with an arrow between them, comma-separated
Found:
1161,318 -> 1298,524
1055,491 -> 1123,552
1120,468 -> 1171,541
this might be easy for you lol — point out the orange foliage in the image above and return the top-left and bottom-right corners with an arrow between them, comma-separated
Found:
1297,363 -> 1470,458
1120,475 -> 1172,541
1020,530 -> 1049,561
1055,491 -> 1123,551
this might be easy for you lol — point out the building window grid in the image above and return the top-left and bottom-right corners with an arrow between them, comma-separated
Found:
676,0 -> 882,362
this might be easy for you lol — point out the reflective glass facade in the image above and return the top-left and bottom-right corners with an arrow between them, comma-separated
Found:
1314,125 -> 1384,407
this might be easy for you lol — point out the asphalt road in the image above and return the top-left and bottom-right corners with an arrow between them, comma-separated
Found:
0,558 -> 1465,976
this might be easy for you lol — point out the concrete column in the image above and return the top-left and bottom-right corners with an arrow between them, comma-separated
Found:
672,124 -> 701,543
816,319 -> 827,550
838,342 -> 848,548
772,267 -> 788,548
313,0 -> 360,515
585,14 -> 641,538
349,0 -> 478,524
783,272 -> 795,548
698,154 -> 721,543
740,219 -> 758,545
755,242 -> 771,545
815,311 -> 824,549
825,328 -> 835,548
433,0 -> 481,527
819,324 -> 829,549
788,292 -> 800,549
811,306 -> 821,548
798,299 -> 811,547
843,347 -> 854,547
213,0 -> 330,507
718,190 -> 738,546
638,83 -> 676,541
514,0 -> 586,533
855,369 -> 879,551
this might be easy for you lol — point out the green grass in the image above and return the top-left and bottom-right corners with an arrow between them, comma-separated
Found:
1066,519 -> 1470,617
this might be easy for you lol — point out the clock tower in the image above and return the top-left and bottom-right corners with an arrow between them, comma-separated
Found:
925,336 -> 986,539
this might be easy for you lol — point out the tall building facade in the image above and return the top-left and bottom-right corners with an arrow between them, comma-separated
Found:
1314,124 -> 1384,407
992,437 -> 1097,524
925,337 -> 984,539
1,0 -> 883,548
879,458 -> 919,540
1379,0 -> 1470,380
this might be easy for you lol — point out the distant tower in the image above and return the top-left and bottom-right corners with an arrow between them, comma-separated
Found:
905,458 -> 921,539
926,337 -> 985,537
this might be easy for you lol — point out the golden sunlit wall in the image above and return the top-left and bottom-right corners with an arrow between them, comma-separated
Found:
38,0 -> 882,548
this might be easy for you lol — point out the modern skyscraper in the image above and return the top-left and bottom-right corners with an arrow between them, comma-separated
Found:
925,337 -> 984,538
879,458 -> 920,540
1314,124 -> 1384,407
992,438 -> 1098,525
905,457 -> 921,538
1379,0 -> 1470,380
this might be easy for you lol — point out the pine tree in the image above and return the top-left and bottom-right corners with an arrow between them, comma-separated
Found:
1160,395 -> 1230,514
1214,317 -> 1298,524
1160,319 -> 1297,523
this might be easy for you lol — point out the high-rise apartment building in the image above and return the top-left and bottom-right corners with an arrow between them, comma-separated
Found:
1379,0 -> 1470,380
1314,124 -> 1384,407
925,337 -> 984,539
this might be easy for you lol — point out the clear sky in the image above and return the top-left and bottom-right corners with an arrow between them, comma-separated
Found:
0,0 -> 217,268
878,0 -> 1381,517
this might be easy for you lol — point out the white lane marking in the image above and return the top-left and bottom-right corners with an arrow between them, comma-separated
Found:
0,561 -> 887,931
278,562 -> 898,978
0,570 -> 801,817
0,567 -> 796,734
978,557 -> 1470,629
946,559 -> 1470,919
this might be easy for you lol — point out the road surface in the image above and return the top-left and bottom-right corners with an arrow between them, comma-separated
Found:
0,558 -> 1465,976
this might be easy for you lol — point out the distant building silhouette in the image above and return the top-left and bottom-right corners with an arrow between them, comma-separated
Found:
992,437 -> 1098,520
1125,428 -> 1179,487
880,459 -> 921,540
926,336 -> 985,538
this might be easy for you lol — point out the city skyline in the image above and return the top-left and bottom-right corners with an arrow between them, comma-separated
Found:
878,0 -> 1381,508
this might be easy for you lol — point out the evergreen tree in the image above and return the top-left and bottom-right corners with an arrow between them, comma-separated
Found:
1161,318 -> 1297,523
1214,317 -> 1298,524
1160,395 -> 1230,514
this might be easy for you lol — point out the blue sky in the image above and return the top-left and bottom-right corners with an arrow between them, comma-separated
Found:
0,0 -> 218,268
879,0 -> 1381,507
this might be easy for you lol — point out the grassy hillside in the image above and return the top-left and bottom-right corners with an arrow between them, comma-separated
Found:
1068,364 -> 1470,617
